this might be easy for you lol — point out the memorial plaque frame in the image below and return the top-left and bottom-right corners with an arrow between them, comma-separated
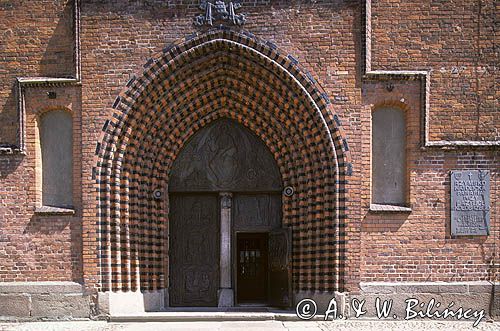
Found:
450,170 -> 490,236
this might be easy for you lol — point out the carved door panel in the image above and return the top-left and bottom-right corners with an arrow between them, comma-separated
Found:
268,227 -> 292,308
169,194 -> 219,307
233,194 -> 282,231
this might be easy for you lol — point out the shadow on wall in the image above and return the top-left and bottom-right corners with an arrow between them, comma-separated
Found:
39,1 -> 74,78
0,154 -> 23,178
361,213 -> 410,232
24,215 -> 83,283
24,216 -> 70,235
352,1 -> 363,89
0,85 -> 18,147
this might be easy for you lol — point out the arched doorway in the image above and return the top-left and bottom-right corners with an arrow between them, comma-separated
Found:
168,119 -> 287,307
95,29 -> 348,314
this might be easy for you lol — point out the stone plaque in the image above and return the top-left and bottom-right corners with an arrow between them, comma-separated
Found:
451,170 -> 490,236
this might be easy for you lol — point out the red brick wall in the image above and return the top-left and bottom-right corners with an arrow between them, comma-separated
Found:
0,0 -> 74,144
362,156 -> 498,282
358,0 -> 498,287
371,0 -> 498,141
0,85 -> 82,282
361,81 -> 498,284
0,0 -> 497,293
0,0 -> 80,282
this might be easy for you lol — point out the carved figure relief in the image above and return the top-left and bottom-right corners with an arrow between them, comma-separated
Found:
170,119 -> 282,192
184,267 -> 211,300
268,228 -> 292,307
269,231 -> 288,271
233,194 -> 282,230
206,122 -> 239,187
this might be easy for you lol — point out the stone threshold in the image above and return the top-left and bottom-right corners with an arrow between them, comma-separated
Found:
109,309 -> 301,322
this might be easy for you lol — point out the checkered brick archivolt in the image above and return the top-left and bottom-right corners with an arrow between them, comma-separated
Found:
95,29 -> 348,294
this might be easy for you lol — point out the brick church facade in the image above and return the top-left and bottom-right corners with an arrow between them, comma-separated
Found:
0,0 -> 498,320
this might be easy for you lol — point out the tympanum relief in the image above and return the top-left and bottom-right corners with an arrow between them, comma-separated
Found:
170,119 -> 282,192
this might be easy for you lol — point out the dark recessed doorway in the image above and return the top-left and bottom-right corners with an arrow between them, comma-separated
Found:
236,232 -> 269,304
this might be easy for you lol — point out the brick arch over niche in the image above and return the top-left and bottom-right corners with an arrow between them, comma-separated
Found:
95,29 -> 348,294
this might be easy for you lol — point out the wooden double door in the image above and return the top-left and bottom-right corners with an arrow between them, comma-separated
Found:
168,119 -> 290,308
169,193 -> 291,307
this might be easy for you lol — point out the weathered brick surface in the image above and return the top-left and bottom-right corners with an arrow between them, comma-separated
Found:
0,0 -> 497,299
0,85 -> 82,282
371,0 -> 498,141
0,0 -> 75,144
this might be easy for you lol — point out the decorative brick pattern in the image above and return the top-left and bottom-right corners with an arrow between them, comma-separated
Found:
95,29 -> 349,293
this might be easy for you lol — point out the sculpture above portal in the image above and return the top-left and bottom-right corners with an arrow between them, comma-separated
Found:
194,1 -> 246,26
169,119 -> 282,192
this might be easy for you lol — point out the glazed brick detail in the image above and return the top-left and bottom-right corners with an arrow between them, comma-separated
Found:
95,30 -> 348,293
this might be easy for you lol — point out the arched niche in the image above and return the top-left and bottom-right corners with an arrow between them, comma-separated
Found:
39,109 -> 73,208
372,106 -> 407,205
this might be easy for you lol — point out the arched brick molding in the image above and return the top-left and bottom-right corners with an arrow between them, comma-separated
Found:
95,29 -> 349,296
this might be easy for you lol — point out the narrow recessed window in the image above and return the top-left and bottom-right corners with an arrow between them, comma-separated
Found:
39,110 -> 73,208
372,107 -> 406,205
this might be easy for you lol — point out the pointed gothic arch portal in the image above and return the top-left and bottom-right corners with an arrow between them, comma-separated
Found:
95,29 -> 348,312
168,118 -> 286,307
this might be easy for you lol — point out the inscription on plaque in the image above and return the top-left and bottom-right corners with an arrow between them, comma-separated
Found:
451,170 -> 490,236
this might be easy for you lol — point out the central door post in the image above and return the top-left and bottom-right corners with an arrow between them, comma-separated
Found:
218,192 -> 234,307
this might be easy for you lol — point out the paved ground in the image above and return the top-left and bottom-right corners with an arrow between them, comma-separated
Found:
0,320 -> 498,331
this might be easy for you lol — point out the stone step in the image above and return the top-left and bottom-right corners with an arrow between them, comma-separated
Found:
109,311 -> 303,322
